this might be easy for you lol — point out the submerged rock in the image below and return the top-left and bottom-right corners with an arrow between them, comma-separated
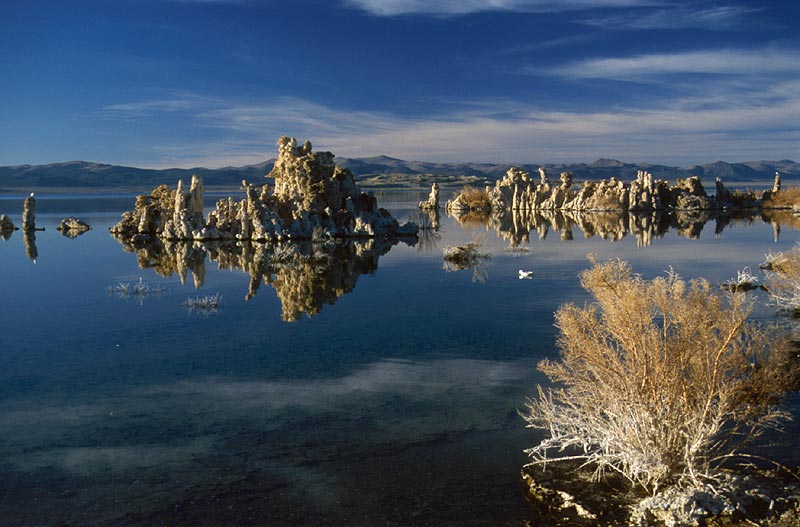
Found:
56,217 -> 92,237
111,137 -> 418,242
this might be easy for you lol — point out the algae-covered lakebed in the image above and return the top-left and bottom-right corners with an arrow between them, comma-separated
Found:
1,190 -> 799,525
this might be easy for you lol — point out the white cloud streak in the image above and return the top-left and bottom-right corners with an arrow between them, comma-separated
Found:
343,0 -> 654,16
578,5 -> 761,30
102,94 -> 800,166
98,48 -> 800,167
547,48 -> 800,80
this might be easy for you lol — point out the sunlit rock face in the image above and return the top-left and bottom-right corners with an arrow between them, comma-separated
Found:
109,184 -> 174,243
22,195 -> 36,231
418,182 -> 440,210
670,176 -> 714,210
464,167 -> 747,214
162,175 -> 205,240
111,137 -> 418,242
56,217 -> 92,238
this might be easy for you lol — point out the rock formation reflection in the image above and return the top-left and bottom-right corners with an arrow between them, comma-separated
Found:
409,209 -> 442,252
111,234 -> 412,321
449,208 -> 795,248
23,230 -> 38,263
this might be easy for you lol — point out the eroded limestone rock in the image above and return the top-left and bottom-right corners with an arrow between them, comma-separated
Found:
111,137 -> 418,243
453,166 -> 749,214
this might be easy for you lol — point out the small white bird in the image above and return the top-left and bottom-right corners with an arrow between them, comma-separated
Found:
30,192 -> 35,197
518,270 -> 534,279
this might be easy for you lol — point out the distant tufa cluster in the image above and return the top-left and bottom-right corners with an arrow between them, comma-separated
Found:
110,136 -> 419,244
446,167 -> 775,213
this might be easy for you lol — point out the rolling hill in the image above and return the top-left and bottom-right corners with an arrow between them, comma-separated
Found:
0,156 -> 797,192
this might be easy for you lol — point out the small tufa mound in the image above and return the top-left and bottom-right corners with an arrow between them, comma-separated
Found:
56,217 -> 92,237
0,214 -> 17,233
443,235 -> 491,283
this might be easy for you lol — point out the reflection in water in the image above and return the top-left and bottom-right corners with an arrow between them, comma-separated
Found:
450,208 -> 796,247
410,208 -> 442,252
112,234 -> 413,321
23,230 -> 38,263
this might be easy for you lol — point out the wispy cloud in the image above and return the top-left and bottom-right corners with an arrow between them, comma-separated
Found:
98,70 -> 800,167
546,48 -> 800,80
578,4 -> 761,30
342,0 -> 654,16
98,91 -> 222,119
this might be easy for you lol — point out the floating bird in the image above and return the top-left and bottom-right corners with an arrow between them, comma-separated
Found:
30,192 -> 35,197
518,270 -> 534,279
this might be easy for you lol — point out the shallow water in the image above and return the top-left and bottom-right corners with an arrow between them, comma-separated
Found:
0,191 -> 798,525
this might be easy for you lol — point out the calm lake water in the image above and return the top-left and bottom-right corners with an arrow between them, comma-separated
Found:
1,189 -> 798,525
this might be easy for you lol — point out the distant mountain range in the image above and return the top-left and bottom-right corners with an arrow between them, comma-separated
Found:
0,156 -> 797,191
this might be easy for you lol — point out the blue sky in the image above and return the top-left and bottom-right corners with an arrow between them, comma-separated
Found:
1,0 -> 797,168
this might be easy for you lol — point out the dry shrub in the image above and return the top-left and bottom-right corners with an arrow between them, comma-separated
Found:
589,191 -> 626,211
762,246 -> 800,276
763,245 -> 800,314
457,185 -> 492,211
763,186 -> 800,209
522,258 -> 790,493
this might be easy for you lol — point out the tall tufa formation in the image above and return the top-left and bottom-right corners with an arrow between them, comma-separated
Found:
162,175 -> 206,239
110,136 -> 419,243
418,182 -> 440,210
22,193 -> 36,231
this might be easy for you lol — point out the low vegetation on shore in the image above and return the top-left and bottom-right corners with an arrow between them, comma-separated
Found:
521,256 -> 798,524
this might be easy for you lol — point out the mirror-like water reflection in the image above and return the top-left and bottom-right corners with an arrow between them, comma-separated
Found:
1,193 -> 800,525
449,208 -> 794,247
111,234 -> 413,321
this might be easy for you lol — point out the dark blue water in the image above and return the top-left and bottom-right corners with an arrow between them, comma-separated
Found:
0,191 -> 798,525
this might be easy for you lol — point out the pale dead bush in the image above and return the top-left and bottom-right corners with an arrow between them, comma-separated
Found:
763,245 -> 800,315
522,258 -> 790,494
